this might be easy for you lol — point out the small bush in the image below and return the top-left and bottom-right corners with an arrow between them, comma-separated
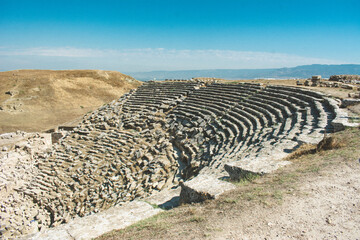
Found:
287,135 -> 345,160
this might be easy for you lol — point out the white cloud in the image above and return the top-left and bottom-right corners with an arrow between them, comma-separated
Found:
0,47 -> 108,57
0,47 -> 344,71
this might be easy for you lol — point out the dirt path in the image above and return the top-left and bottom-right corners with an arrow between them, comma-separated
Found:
212,160 -> 360,240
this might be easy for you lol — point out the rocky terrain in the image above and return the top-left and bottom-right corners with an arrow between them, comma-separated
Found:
329,74 -> 360,82
0,80 -> 355,239
0,132 -> 52,236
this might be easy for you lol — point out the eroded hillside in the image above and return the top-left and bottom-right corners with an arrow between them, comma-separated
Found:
0,70 -> 142,133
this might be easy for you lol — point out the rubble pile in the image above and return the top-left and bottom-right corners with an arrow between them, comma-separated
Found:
329,75 -> 360,83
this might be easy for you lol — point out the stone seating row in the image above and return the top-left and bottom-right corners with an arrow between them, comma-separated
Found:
21,85 -> 188,231
167,83 -> 337,177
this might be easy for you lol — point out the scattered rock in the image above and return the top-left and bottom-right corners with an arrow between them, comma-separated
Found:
329,75 -> 360,82
5,90 -> 18,96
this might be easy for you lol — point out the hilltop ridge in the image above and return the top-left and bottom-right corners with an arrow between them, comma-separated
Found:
0,70 -> 141,133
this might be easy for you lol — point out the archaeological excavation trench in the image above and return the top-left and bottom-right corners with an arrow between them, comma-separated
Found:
0,81 -> 349,238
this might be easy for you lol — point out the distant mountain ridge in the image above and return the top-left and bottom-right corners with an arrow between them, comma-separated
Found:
126,64 -> 360,81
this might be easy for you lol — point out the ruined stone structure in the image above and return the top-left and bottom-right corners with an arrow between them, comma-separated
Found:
329,75 -> 360,82
0,81 -> 350,238
311,75 -> 321,86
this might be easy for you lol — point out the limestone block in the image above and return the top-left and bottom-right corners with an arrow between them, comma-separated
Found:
145,186 -> 181,209
23,228 -> 73,240
225,156 -> 291,181
179,174 -> 236,204
26,201 -> 162,240
326,97 -> 360,131
341,98 -> 360,108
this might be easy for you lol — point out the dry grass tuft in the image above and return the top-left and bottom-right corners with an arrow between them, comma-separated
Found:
286,144 -> 317,160
286,135 -> 345,160
316,135 -> 345,151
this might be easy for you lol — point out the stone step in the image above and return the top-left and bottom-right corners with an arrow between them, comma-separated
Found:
179,174 -> 236,204
25,201 -> 162,240
225,155 -> 291,181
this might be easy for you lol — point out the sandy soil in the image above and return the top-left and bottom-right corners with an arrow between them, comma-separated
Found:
211,159 -> 360,240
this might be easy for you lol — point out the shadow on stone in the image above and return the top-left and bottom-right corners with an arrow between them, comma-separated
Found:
158,196 -> 180,210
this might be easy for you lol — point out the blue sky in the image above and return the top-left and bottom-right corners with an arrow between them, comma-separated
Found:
1,0 -> 359,72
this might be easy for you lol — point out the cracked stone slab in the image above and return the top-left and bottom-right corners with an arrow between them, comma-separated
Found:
21,228 -> 72,240
179,174 -> 236,204
297,130 -> 324,145
24,201 -> 162,240
144,186 -> 181,209
224,140 -> 296,181
225,157 -> 291,181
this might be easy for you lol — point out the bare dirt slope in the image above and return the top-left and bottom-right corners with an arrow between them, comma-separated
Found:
211,159 -> 360,240
0,70 -> 141,133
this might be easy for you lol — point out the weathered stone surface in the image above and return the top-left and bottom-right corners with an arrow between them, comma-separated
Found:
326,97 -> 360,131
179,174 -> 236,204
341,84 -> 356,90
145,186 -> 181,209
348,92 -> 360,98
329,74 -> 360,82
225,158 -> 291,181
25,201 -> 162,240
22,229 -> 72,240
341,98 -> 360,108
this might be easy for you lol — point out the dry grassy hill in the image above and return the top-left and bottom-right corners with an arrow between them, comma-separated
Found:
0,70 -> 142,133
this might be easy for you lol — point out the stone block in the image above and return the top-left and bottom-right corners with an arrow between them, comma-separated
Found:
26,201 -> 162,240
225,156 -> 291,181
179,174 -> 236,204
341,98 -> 360,108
